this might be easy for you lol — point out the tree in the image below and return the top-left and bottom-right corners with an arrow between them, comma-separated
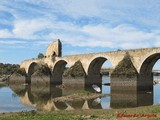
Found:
38,53 -> 44,59
117,49 -> 121,51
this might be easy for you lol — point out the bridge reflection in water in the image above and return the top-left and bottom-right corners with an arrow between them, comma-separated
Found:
111,90 -> 153,109
9,77 -> 153,111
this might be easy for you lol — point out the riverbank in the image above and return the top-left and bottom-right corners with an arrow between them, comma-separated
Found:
0,104 -> 160,120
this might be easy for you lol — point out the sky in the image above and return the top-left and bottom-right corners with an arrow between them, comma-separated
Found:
0,0 -> 160,69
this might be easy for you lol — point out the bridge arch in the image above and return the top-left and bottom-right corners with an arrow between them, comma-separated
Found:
28,62 -> 39,76
26,62 -> 40,84
86,56 -> 112,87
52,60 -> 67,85
87,57 -> 108,75
139,53 -> 160,90
27,62 -> 51,84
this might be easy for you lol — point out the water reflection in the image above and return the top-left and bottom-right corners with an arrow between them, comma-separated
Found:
9,77 -> 156,111
111,91 -> 153,109
9,82 -> 107,111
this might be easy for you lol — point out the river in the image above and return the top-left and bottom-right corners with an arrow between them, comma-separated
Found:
0,76 -> 160,113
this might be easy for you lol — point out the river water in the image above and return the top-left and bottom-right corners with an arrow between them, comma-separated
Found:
0,76 -> 160,113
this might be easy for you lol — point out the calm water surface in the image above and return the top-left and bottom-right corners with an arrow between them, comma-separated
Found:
0,86 -> 35,112
0,76 -> 160,113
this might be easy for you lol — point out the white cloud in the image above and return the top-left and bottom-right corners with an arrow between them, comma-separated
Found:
0,16 -> 160,50
23,0 -> 160,28
0,0 -> 160,50
1,0 -> 160,64
20,0 -> 102,18
0,29 -> 12,38
57,24 -> 160,49
13,19 -> 52,39
0,40 -> 26,44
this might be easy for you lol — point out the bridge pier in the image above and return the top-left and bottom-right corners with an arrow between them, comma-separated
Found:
110,90 -> 153,108
110,77 -> 138,92
110,74 -> 153,108
137,73 -> 153,91
110,53 -> 139,92
110,53 -> 154,93
50,73 -> 63,85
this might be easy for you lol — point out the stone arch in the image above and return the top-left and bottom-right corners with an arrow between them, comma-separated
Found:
86,57 -> 111,87
28,62 -> 39,76
26,62 -> 40,84
139,53 -> 160,91
87,57 -> 108,76
52,60 -> 67,85
140,53 -> 160,75
27,62 -> 51,84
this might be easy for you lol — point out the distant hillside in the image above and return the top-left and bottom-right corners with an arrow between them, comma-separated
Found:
0,63 -> 19,76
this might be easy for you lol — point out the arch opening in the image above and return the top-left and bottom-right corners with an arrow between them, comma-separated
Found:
139,53 -> 160,105
86,57 -> 112,93
27,62 -> 40,84
28,62 -> 39,76
27,62 -> 51,85
153,60 -> 160,105
139,53 -> 160,91
52,60 -> 67,85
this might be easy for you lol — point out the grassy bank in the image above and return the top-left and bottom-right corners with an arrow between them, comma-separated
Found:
0,105 -> 160,120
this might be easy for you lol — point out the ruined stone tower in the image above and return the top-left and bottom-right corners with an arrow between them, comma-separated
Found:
45,39 -> 62,57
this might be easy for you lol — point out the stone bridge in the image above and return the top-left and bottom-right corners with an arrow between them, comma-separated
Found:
19,40 -> 160,91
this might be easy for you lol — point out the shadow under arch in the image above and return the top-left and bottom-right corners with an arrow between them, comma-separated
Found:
85,57 -> 111,89
27,62 -> 51,85
138,53 -> 160,91
52,60 -> 67,85
27,62 -> 39,84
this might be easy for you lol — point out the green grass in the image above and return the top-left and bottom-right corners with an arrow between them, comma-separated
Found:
0,111 -> 76,120
1,105 -> 160,120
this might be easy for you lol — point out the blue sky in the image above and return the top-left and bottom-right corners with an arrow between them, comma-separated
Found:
0,0 -> 160,69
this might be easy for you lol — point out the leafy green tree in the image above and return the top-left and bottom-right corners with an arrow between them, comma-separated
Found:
38,53 -> 44,59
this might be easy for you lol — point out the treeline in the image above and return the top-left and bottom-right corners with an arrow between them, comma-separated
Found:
0,63 -> 19,76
